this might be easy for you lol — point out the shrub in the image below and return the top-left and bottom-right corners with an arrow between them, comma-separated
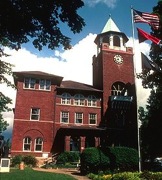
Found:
11,154 -> 38,167
151,172 -> 162,180
112,172 -> 140,180
56,151 -> 80,165
87,172 -> 162,180
80,147 -> 110,174
11,154 -> 23,167
23,155 -> 38,167
80,146 -> 138,174
107,147 -> 139,172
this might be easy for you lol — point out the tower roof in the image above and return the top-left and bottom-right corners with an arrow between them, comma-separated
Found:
101,16 -> 120,33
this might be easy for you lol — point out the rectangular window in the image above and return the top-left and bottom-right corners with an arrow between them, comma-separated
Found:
39,79 -> 51,90
89,113 -> 97,125
61,111 -> 69,123
24,78 -> 36,89
30,108 -> 40,120
75,112 -> 83,124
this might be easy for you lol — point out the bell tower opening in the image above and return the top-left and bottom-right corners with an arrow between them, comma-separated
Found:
113,35 -> 120,47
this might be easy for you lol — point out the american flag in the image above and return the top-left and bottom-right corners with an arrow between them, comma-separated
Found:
133,9 -> 160,30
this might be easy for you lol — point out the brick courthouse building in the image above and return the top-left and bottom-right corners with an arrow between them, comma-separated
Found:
11,18 -> 138,159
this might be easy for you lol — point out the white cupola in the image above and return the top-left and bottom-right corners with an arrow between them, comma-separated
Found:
94,16 -> 129,54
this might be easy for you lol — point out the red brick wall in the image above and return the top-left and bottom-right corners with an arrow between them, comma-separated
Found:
11,79 -> 56,157
55,96 -> 101,126
95,49 -> 134,115
14,81 -> 55,121
11,121 -> 54,153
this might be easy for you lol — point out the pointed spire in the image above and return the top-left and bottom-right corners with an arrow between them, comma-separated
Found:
101,16 -> 120,33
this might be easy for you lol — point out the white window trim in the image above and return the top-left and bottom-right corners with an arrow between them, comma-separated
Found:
60,111 -> 69,124
75,112 -> 83,124
74,94 -> 85,106
23,137 -> 32,152
39,79 -> 51,91
34,138 -> 43,152
61,93 -> 71,105
30,108 -> 40,121
24,77 -> 36,89
89,113 -> 97,125
87,95 -> 97,107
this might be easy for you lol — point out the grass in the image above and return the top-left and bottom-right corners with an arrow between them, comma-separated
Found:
0,168 -> 76,180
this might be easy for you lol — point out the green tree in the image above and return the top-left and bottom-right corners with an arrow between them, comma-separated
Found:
0,0 -> 85,134
138,1 -> 162,161
0,0 -> 85,50
145,88 -> 162,159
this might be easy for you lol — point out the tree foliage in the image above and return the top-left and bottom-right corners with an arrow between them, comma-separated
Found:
145,88 -> 162,158
138,1 -> 162,161
0,0 -> 85,134
0,0 -> 85,50
0,51 -> 12,134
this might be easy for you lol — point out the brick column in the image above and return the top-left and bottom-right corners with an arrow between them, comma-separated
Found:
95,137 -> 100,147
80,136 -> 85,152
65,136 -> 71,151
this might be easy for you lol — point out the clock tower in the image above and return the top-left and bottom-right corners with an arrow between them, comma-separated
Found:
93,17 -> 138,148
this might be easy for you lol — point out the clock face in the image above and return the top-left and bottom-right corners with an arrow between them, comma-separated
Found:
114,55 -> 123,64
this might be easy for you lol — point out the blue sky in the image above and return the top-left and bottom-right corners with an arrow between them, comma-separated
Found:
23,0 -> 158,57
1,0 -> 159,138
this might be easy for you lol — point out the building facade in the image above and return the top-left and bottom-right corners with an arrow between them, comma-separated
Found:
11,17 -> 138,159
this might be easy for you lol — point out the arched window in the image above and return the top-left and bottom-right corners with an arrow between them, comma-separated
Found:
111,82 -> 128,96
74,94 -> 85,106
23,137 -> 31,151
88,95 -> 97,107
102,36 -> 110,44
61,93 -> 71,105
35,137 -> 43,152
113,36 -> 120,47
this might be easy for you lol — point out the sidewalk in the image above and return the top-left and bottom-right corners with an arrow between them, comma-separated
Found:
33,167 -> 90,180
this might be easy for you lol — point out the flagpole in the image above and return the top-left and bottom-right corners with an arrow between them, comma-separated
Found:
131,6 -> 142,172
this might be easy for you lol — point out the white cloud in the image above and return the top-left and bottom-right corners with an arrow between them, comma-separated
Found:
126,37 -> 151,107
85,0 -> 118,8
1,33 -> 151,137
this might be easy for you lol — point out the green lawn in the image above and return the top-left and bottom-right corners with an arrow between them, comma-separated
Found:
0,168 -> 76,180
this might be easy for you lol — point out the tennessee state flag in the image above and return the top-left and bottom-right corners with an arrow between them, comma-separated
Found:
137,28 -> 161,45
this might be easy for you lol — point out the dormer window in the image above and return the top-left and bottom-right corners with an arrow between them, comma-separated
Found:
39,79 -> 51,90
24,78 -> 36,89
